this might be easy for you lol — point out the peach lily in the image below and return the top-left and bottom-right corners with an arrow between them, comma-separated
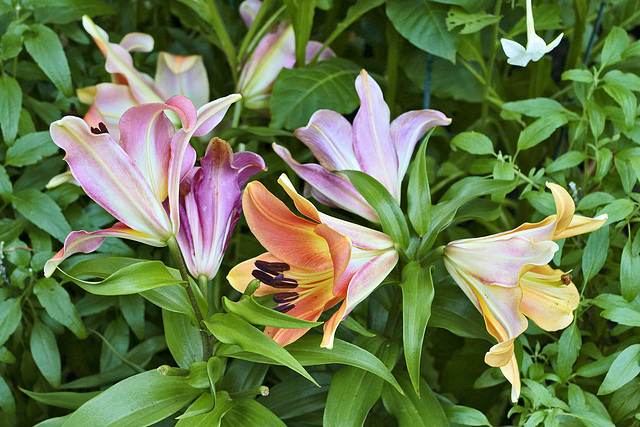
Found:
227,174 -> 398,348
44,95 -> 240,277
443,183 -> 607,402
79,16 -> 209,141
274,70 -> 451,223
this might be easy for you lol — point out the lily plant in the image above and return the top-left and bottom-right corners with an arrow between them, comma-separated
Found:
227,174 -> 399,349
274,70 -> 450,223
443,183 -> 607,401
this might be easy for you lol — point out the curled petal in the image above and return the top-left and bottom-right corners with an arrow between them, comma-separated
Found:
91,83 -> 139,140
553,214 -> 608,241
546,33 -> 564,53
304,41 -> 334,62
500,354 -> 521,403
239,0 -> 262,28
44,224 -> 164,277
120,33 -> 154,52
547,182 -> 575,235
155,53 -> 210,109
519,265 -> 579,331
232,151 -> 267,186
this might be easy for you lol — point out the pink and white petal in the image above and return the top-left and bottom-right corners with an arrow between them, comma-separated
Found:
92,83 -> 138,138
273,144 -> 377,222
444,235 -> 557,287
314,223 -> 352,293
82,104 -> 105,133
242,181 -> 333,271
118,103 -> 176,202
353,70 -> 399,200
390,109 -> 451,185
192,93 -> 241,136
277,173 -> 322,223
239,0 -> 262,28
120,32 -> 154,52
44,223 -> 164,277
293,110 -> 359,171
320,250 -> 399,349
519,265 -> 579,331
318,213 -> 394,250
50,116 -> 172,239
304,41 -> 334,63
232,151 -> 267,187
237,24 -> 295,107
155,53 -> 210,109
553,214 -> 607,241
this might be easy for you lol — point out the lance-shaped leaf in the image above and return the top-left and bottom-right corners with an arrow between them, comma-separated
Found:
222,296 -> 322,329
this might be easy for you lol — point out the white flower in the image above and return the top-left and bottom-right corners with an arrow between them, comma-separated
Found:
500,0 -> 563,67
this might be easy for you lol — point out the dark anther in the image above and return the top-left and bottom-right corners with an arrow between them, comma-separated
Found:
62,103 -> 82,118
251,270 -> 274,285
90,122 -> 109,135
273,292 -> 298,303
270,274 -> 298,288
274,304 -> 295,314
255,260 -> 290,274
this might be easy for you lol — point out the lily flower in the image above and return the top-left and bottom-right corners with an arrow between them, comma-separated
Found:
79,16 -> 210,140
177,138 -> 266,280
236,1 -> 333,110
44,94 -> 240,277
227,174 -> 398,348
500,0 -> 563,67
443,183 -> 607,402
274,70 -> 451,223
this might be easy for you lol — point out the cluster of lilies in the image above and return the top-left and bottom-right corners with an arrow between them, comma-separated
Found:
45,1 -> 605,402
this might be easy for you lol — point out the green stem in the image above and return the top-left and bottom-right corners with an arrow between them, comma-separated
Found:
198,274 -> 210,306
90,328 -> 145,373
207,0 -> 238,80
167,237 -> 212,361
229,386 -> 270,399
480,0 -> 503,129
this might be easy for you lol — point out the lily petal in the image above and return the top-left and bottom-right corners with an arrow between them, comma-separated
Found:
353,70 -> 398,200
155,53 -> 210,109
91,83 -> 139,140
554,214 -> 608,241
120,33 -> 154,52
239,0 -> 262,28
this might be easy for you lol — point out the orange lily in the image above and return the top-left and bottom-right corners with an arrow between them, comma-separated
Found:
443,183 -> 607,402
227,174 -> 398,348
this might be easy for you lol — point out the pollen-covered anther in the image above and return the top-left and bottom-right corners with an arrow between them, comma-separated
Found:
254,260 -> 291,274
273,292 -> 298,303
251,269 -> 274,285
251,263 -> 298,289
274,303 -> 295,314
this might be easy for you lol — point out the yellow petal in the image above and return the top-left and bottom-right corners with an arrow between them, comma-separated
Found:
553,214 -> 608,241
546,182 -> 575,235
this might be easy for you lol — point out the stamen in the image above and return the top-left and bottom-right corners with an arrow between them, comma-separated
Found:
273,292 -> 298,303
90,122 -> 109,135
270,274 -> 298,289
255,260 -> 290,274
274,304 -> 295,314
251,270 -> 273,285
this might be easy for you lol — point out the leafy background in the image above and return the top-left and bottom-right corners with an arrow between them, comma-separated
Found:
0,0 -> 639,426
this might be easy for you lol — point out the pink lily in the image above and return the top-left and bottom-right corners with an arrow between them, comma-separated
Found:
79,16 -> 210,141
177,138 -> 266,280
443,183 -> 607,402
236,1 -> 334,110
44,95 -> 240,277
273,70 -> 451,223
227,174 -> 398,348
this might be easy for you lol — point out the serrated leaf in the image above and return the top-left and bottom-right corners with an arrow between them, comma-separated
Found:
30,320 -> 61,388
341,169 -> 410,250
598,344 -> 640,395
24,24 -> 72,97
5,131 -> 58,167
400,262 -> 434,395
11,189 -> 71,243
270,57 -> 360,129
387,0 -> 458,62
0,75 -> 22,143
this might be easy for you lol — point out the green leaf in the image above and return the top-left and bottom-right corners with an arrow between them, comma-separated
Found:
5,131 -> 58,167
142,284 -> 201,327
0,75 -> 21,143
408,133 -> 432,236
100,318 -> 129,373
119,294 -> 145,340
451,131 -> 494,155
163,310 -> 203,370
63,260 -> 184,295
582,226 -> 609,283
318,0 -> 385,56
34,278 -> 86,339
176,391 -> 235,426
63,370 -> 202,426
341,170 -> 410,250
270,57 -> 360,129
11,189 -> 71,243
600,26 -> 628,68
446,7 -> 500,34
517,114 -> 568,152
562,69 -> 593,83
222,296 -> 322,329
603,83 -> 636,129
381,373 -> 449,426
400,262 -> 434,395
221,396 -> 286,427
30,0 -> 116,24
204,313 -> 316,385
596,199 -> 635,224
24,24 -> 72,97
430,282 -> 492,341
30,320 -> 61,388
20,389 -> 101,410
0,219 -> 24,245
621,235 -> 640,301
0,165 -> 12,202
557,320 -> 581,381
0,374 -> 15,414
546,151 -> 587,173
502,98 -> 579,119
387,0 -> 458,62
444,405 -> 491,426
0,298 -> 22,347
598,344 -> 640,395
